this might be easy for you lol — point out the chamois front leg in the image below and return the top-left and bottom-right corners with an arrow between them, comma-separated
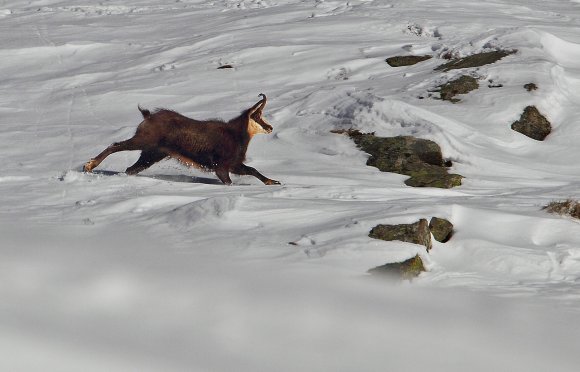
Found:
215,167 -> 232,185
232,164 -> 280,185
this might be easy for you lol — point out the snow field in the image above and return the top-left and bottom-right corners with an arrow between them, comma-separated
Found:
2,0 -> 580,370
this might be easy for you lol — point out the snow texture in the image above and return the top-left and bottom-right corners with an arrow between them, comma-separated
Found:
1,0 -> 580,371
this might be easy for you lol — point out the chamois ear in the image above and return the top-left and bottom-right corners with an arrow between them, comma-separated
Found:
138,105 -> 151,119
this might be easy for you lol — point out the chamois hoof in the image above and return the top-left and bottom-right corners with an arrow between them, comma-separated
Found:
83,159 -> 97,173
265,179 -> 281,185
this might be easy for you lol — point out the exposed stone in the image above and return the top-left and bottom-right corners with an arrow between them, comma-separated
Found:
217,64 -> 234,69
368,254 -> 425,280
429,217 -> 454,243
524,83 -> 538,92
369,219 -> 432,251
511,106 -> 551,141
345,132 -> 463,188
438,75 -> 479,103
386,55 -> 432,67
543,199 -> 580,219
435,50 -> 516,72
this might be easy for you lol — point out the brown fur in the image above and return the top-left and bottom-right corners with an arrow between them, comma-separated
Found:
84,94 -> 280,185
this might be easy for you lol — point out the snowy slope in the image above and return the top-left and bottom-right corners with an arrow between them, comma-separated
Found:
1,0 -> 580,370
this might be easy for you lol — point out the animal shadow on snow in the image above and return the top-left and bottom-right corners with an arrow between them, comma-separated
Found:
87,168 -> 222,185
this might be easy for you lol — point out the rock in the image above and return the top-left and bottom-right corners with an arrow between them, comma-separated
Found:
217,64 -> 234,69
429,217 -> 454,243
405,169 -> 463,189
369,219 -> 432,251
368,254 -> 425,280
386,55 -> 432,67
435,50 -> 516,72
347,132 -> 463,188
438,75 -> 479,103
524,83 -> 538,92
511,106 -> 551,141
543,199 -> 580,219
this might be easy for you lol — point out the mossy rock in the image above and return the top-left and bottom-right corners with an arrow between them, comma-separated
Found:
386,55 -> 432,67
369,219 -> 432,251
435,50 -> 516,72
429,217 -> 454,243
511,106 -> 551,141
438,75 -> 479,103
405,168 -> 463,188
347,133 -> 463,188
368,254 -> 425,280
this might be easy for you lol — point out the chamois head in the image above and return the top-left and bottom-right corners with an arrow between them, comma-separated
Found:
246,93 -> 273,136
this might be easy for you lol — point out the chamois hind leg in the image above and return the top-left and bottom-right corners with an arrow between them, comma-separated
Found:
83,138 -> 144,172
232,164 -> 280,185
125,150 -> 167,175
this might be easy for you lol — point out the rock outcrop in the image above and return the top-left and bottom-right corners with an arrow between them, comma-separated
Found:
435,50 -> 516,72
429,217 -> 454,243
386,55 -> 432,67
369,219 -> 432,251
438,75 -> 479,103
511,106 -> 551,141
368,254 -> 425,280
344,131 -> 463,188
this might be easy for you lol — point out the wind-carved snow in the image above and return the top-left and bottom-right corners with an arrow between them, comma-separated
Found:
2,0 -> 580,371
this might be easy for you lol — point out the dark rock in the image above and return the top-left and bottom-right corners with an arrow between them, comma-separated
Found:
524,83 -> 538,92
346,132 -> 463,188
438,75 -> 479,103
368,254 -> 425,280
435,50 -> 517,72
543,199 -> 580,219
429,217 -> 454,243
217,64 -> 234,69
369,219 -> 432,251
386,55 -> 432,67
511,106 -> 551,141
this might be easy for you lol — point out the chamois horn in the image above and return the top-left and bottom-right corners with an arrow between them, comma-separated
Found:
248,93 -> 267,116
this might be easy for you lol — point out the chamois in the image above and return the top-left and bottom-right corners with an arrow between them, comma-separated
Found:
83,94 -> 280,185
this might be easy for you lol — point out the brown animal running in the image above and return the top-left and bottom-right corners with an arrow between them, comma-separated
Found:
83,94 -> 280,185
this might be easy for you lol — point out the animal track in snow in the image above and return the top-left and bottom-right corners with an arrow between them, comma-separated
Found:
35,6 -> 148,16
224,0 -> 273,10
153,63 -> 176,72
405,23 -> 442,39
327,67 -> 350,81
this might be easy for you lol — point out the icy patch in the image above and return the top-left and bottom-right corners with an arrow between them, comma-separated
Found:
0,9 -> 12,16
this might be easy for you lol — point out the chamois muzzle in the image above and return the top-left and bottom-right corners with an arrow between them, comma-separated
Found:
249,93 -> 273,133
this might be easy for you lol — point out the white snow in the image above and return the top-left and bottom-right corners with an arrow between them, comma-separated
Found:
2,0 -> 580,370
